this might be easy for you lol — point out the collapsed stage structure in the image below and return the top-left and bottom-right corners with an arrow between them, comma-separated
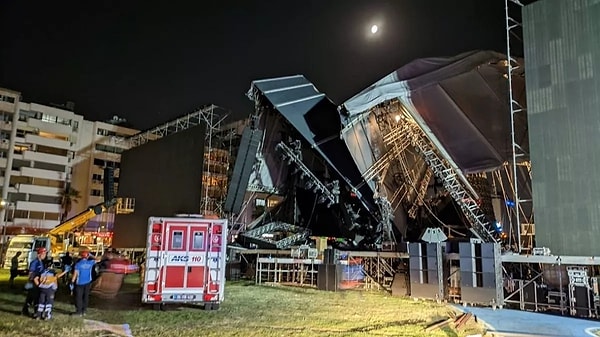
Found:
226,50 -> 530,252
226,49 -> 600,317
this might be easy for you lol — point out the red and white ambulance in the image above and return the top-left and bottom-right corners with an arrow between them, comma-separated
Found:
142,215 -> 227,310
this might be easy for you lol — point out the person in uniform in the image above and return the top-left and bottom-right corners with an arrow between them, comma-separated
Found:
21,247 -> 47,316
70,250 -> 96,316
33,259 -> 66,320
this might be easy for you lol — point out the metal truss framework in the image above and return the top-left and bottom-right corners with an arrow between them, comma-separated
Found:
405,120 -> 498,243
242,249 -> 407,291
240,221 -> 311,249
502,253 -> 600,318
122,105 -> 228,148
357,101 -> 498,243
368,105 -> 411,246
505,0 -> 529,252
276,140 -> 340,208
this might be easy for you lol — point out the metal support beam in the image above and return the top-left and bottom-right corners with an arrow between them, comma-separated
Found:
116,105 -> 228,148
407,122 -> 497,243
505,0 -> 528,252
276,141 -> 339,207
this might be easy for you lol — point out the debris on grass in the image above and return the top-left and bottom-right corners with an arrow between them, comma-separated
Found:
425,312 -> 475,332
425,318 -> 454,332
454,312 -> 474,330
83,319 -> 133,337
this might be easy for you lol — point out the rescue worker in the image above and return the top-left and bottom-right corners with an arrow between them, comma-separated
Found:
33,259 -> 66,320
22,247 -> 46,317
70,250 -> 96,316
9,251 -> 21,289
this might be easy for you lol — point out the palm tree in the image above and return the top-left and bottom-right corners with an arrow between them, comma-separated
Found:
59,186 -> 81,221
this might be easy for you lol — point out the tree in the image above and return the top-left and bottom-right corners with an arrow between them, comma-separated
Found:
59,186 -> 81,221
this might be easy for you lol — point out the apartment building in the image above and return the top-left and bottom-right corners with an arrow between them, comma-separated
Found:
0,87 -> 83,231
70,118 -> 138,244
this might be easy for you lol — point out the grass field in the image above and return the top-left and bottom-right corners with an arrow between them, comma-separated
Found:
0,270 -> 482,337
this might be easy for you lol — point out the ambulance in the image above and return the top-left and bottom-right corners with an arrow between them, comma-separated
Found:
141,215 -> 227,310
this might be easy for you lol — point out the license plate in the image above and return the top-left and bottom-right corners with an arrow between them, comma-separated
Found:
170,294 -> 196,300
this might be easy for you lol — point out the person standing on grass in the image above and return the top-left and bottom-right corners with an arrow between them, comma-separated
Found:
9,251 -> 21,288
60,252 -> 73,284
22,247 -> 46,316
33,259 -> 66,320
71,250 -> 96,316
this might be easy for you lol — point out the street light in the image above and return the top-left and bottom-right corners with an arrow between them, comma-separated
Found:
0,199 -> 8,245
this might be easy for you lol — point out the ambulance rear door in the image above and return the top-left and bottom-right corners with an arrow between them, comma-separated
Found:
161,220 -> 209,301
162,222 -> 189,292
186,221 -> 209,291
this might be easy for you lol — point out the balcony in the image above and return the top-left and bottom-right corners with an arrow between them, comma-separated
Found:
25,134 -> 71,150
27,118 -> 73,137
21,166 -> 66,181
23,150 -> 69,166
0,121 -> 12,131
12,218 -> 60,230
16,201 -> 61,213
17,184 -> 61,197
0,140 -> 9,150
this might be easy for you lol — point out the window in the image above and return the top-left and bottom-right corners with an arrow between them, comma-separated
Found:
42,114 -> 57,124
255,198 -> 266,207
91,189 -> 102,196
93,159 -> 119,168
92,174 -> 102,184
95,143 -> 125,154
0,95 -> 15,104
192,231 -> 204,250
34,240 -> 46,250
172,231 -> 183,249
19,110 -> 37,122
97,128 -> 117,137
9,241 -> 32,249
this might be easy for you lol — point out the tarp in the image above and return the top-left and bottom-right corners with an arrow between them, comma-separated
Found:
342,50 -> 528,174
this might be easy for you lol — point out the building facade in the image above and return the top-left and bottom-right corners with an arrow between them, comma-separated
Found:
0,87 -> 83,231
70,119 -> 139,239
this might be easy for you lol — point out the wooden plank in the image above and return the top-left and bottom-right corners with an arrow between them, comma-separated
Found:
424,318 -> 453,332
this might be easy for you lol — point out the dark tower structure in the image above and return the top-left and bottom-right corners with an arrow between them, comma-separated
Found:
524,0 -> 600,256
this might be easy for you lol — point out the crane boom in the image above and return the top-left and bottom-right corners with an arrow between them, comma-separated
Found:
49,198 -> 117,236
46,198 -> 118,257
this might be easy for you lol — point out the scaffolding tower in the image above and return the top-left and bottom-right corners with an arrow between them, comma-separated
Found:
505,0 -> 529,253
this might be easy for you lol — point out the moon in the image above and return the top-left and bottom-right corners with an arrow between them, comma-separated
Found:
371,25 -> 379,34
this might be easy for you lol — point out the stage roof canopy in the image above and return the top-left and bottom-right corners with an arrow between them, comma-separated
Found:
342,50 -> 527,174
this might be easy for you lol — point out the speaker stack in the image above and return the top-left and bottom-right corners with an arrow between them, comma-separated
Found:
317,249 -> 341,291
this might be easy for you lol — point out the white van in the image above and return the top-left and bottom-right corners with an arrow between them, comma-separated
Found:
3,235 -> 52,275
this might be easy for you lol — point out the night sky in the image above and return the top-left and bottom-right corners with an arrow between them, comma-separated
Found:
1,1 -> 516,130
